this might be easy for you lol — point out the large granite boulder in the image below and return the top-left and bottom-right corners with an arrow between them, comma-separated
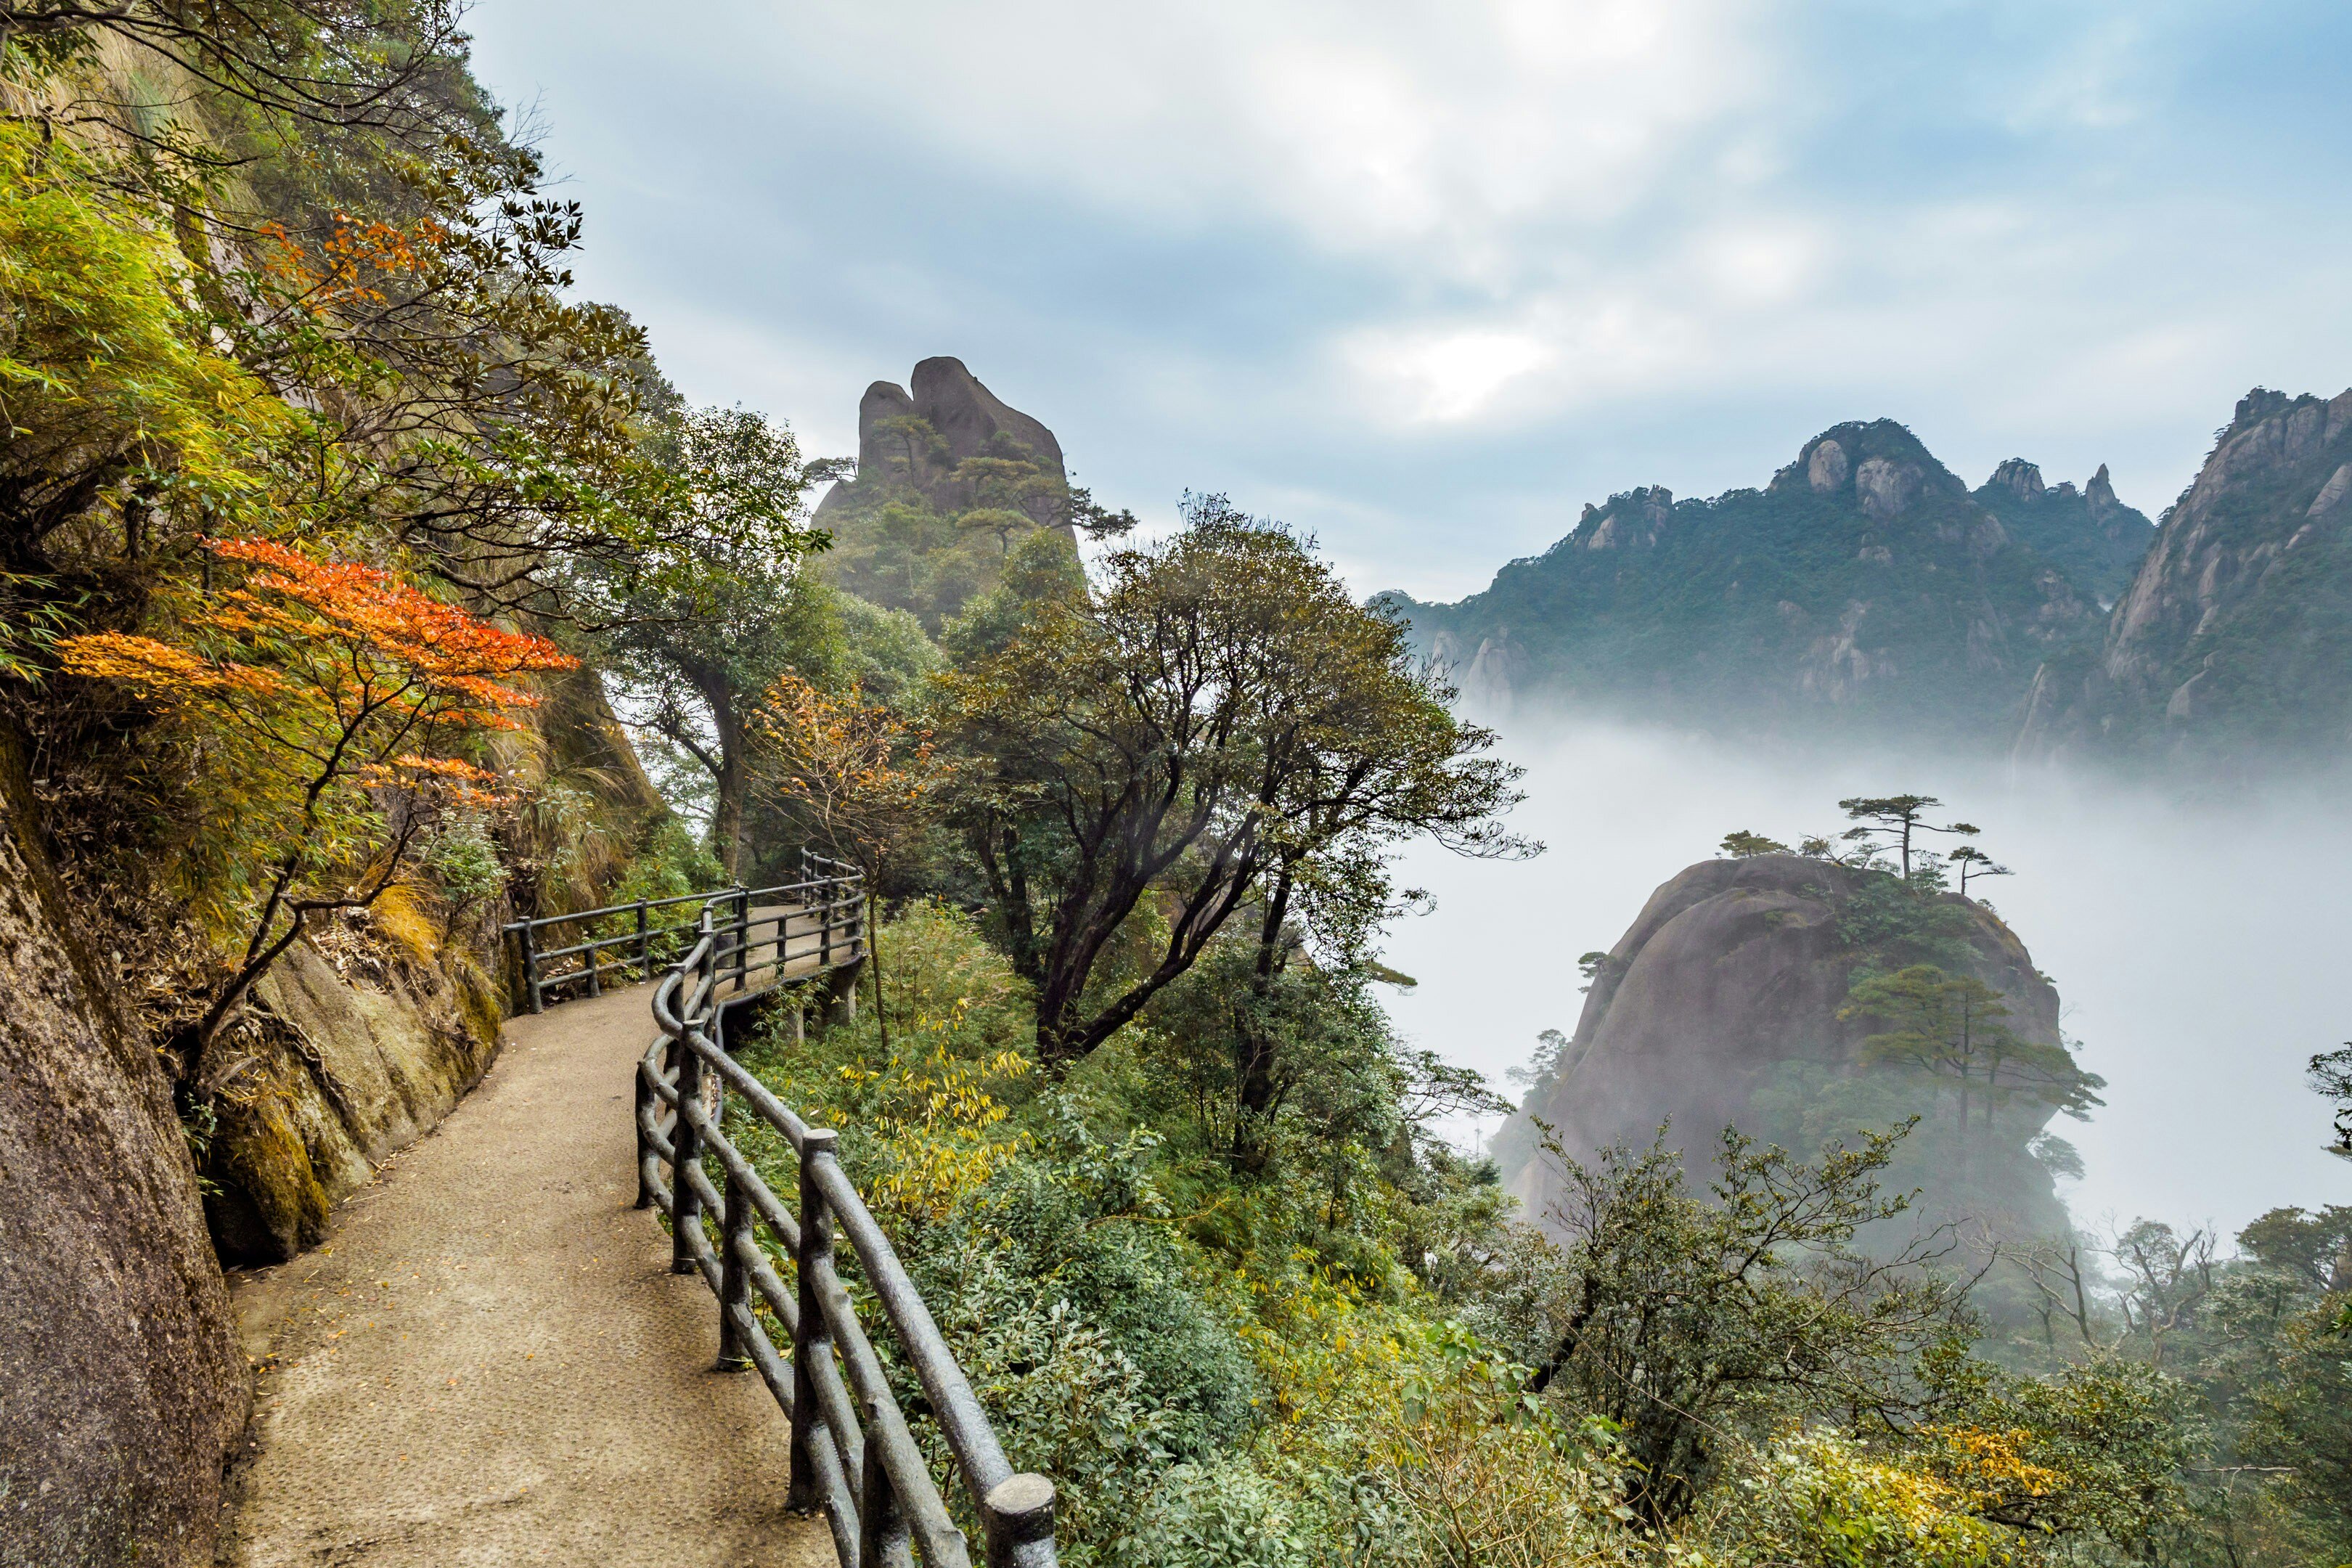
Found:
1498,854 -> 2059,1225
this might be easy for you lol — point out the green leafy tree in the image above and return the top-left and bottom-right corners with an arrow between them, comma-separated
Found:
1718,829 -> 1789,857
0,0 -> 471,140
1516,1124 -> 1969,1527
941,495 -> 1527,1063
1944,844 -> 2012,899
589,407 -> 830,875
1839,965 -> 2102,1177
1837,794 -> 1980,880
2311,1045 -> 2352,1161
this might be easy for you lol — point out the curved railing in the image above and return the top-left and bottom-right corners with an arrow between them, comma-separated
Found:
634,870 -> 1059,1568
501,851 -> 871,1013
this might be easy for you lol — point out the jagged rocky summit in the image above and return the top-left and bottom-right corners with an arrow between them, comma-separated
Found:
1973,459 -> 2155,607
2016,386 -> 2352,769
1493,852 -> 2071,1237
1381,420 -> 2127,744
809,356 -> 1079,626
814,355 -> 1069,522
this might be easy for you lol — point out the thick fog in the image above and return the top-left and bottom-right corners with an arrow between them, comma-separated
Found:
1379,713 -> 2352,1240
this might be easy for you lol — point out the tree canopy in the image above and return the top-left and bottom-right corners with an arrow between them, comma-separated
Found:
940,494 -> 1528,1062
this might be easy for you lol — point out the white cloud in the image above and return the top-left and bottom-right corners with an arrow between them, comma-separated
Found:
730,0 -> 1769,264
469,0 -> 2352,598
1352,325 -> 1556,423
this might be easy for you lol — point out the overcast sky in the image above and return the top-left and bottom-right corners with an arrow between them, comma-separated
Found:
466,1 -> 2352,602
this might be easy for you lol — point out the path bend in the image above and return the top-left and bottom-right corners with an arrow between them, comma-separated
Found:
224,982 -> 830,1567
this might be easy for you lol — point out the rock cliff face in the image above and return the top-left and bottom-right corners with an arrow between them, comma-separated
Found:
1496,854 -> 2062,1229
1385,421 -> 2109,742
814,356 -> 1068,522
0,727 -> 244,1565
2016,386 -> 2352,767
808,357 -> 1081,627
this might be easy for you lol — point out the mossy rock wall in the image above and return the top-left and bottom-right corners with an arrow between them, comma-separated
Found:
203,942 -> 502,1265
0,730 -> 245,1567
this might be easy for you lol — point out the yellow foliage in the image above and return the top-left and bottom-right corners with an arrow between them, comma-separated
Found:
1924,1424 -> 2068,1515
1695,1429 -> 2025,1568
846,1032 -> 1033,1223
1235,1255 -> 1413,1441
368,881 -> 442,967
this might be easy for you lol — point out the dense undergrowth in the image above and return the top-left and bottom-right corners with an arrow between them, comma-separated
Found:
702,902 -> 2352,1568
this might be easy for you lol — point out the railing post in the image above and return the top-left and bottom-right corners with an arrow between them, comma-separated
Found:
636,899 -> 650,981
735,886 -> 751,988
983,1474 -> 1058,1568
671,1033 -> 703,1276
633,1054 -> 655,1209
518,921 -> 543,1014
717,1166 -> 754,1371
859,1420 -> 907,1568
789,1128 -> 840,1514
584,931 -> 602,997
819,881 -> 833,969
696,906 -> 714,1000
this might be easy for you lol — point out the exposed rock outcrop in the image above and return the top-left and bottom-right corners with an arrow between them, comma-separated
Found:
814,356 -> 1068,522
807,357 -> 1085,628
201,942 -> 503,1264
0,726 -> 244,1565
2015,386 -> 2352,767
195,663 -> 661,1266
1972,460 -> 2155,607
1496,854 -> 2062,1230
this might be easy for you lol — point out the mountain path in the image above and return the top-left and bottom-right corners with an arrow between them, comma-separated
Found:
223,981 -> 831,1567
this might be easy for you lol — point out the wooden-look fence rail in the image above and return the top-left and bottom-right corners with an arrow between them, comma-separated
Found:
502,851 -> 869,1013
626,859 -> 1059,1568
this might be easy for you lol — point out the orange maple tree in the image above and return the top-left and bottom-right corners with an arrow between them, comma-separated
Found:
751,672 -> 952,1050
751,672 -> 948,875
59,538 -> 577,1059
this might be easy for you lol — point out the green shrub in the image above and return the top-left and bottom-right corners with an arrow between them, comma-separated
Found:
1119,1458 -> 1318,1568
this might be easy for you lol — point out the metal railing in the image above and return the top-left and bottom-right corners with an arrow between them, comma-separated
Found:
634,872 -> 1058,1567
502,852 -> 867,1013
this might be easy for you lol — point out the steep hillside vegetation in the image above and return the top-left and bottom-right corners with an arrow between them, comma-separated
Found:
0,14 -> 690,1557
2017,386 -> 2352,769
1385,421 -> 2123,744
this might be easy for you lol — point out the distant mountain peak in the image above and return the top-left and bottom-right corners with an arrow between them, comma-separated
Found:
1389,415 -> 2097,741
1574,486 -> 1675,550
2086,462 -> 2120,515
1988,458 -> 2046,501
1771,419 -> 1965,519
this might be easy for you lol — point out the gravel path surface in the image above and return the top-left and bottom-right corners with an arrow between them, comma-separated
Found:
224,981 -> 832,1567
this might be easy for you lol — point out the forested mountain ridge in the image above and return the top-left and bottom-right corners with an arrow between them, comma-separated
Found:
1972,458 -> 2155,607
1382,420 -> 2123,743
2016,385 -> 2352,767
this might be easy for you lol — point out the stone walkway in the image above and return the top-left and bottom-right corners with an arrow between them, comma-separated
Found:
224,982 -> 831,1567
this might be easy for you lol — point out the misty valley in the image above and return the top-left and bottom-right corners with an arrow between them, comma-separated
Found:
4,8 -> 2350,1568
